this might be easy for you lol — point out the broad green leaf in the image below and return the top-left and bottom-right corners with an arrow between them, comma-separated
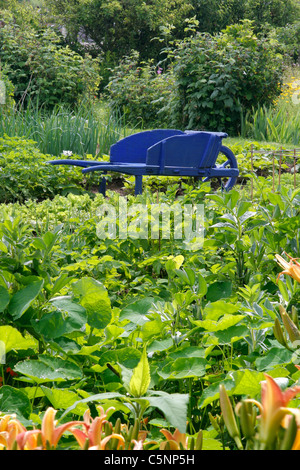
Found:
203,300 -> 240,321
8,280 -> 44,320
197,273 -> 207,297
199,377 -> 235,408
119,297 -> 154,325
192,314 -> 245,332
206,281 -> 232,302
72,277 -> 111,329
159,357 -> 206,380
99,347 -> 141,367
231,369 -> 265,396
34,298 -> 87,339
277,280 -> 290,303
255,347 -> 294,371
0,385 -> 31,422
141,318 -> 164,341
41,386 -> 89,416
0,240 -> 8,253
145,391 -> 189,433
214,324 -> 249,344
237,201 -> 253,218
33,311 -> 68,339
169,345 -> 205,360
202,437 -> 225,450
59,392 -> 124,421
119,363 -> 134,392
14,355 -> 83,384
0,325 -> 37,354
147,338 -> 173,353
129,348 -> 150,397
0,286 -> 10,312
199,369 -> 265,408
51,273 -> 73,297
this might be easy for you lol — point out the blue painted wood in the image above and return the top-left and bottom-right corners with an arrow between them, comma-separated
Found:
110,129 -> 185,163
48,130 -> 239,194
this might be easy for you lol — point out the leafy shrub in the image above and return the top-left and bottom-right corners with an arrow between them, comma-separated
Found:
107,50 -> 175,128
162,20 -> 284,133
0,23 -> 101,108
0,66 -> 15,114
107,21 -> 284,133
0,135 -> 89,203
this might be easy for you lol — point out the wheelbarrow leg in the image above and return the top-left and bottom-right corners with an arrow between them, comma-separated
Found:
99,171 -> 107,196
135,175 -> 143,195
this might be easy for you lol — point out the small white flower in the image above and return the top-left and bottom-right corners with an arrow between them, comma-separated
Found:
63,150 -> 73,156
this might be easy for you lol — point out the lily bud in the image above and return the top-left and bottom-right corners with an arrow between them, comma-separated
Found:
273,317 -> 288,347
195,429 -> 203,450
279,305 -> 300,343
238,401 -> 256,440
280,415 -> 298,450
219,384 -> 243,450
291,306 -> 299,330
208,412 -> 221,433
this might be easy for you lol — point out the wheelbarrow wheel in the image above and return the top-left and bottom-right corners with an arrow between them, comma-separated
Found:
203,145 -> 238,191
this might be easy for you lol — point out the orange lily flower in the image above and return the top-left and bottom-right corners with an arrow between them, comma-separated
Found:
275,253 -> 300,283
15,429 -> 42,450
0,414 -> 26,450
132,439 -> 144,450
247,374 -> 300,449
159,428 -> 188,450
40,407 -> 82,450
70,407 -> 125,450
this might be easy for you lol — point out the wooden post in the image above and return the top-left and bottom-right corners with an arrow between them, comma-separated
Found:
250,144 -> 254,201
272,152 -> 275,192
278,146 -> 282,187
294,149 -> 297,190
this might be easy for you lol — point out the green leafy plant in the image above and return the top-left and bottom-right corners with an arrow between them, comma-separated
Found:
0,22 -> 101,108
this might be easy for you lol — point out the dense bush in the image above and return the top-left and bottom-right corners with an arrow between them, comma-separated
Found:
107,50 -> 175,128
47,0 -> 299,64
107,21 -> 284,133
274,22 -> 300,64
0,135 -> 89,203
161,20 -> 284,133
0,66 -> 15,114
0,22 -> 101,108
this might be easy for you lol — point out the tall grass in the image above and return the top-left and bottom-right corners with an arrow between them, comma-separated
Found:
242,67 -> 300,145
241,105 -> 300,145
0,101 -> 132,157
